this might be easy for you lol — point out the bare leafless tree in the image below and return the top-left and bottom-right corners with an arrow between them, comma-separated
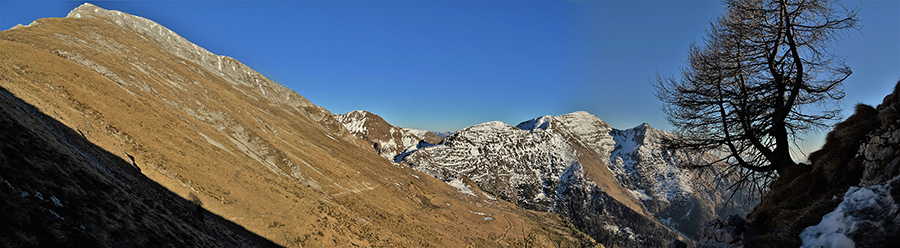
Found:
655,0 -> 858,196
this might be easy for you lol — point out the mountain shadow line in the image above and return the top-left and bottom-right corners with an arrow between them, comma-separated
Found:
0,86 -> 281,247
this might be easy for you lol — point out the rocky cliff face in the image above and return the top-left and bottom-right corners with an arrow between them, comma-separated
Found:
602,122 -> 752,239
339,110 -> 753,246
857,85 -> 900,187
0,3 -> 597,247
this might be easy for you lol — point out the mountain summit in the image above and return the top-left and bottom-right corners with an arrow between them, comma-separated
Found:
338,110 -> 755,246
0,3 -> 595,247
335,110 -> 442,162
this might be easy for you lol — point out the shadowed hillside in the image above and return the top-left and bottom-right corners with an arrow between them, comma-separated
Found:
0,86 -> 281,247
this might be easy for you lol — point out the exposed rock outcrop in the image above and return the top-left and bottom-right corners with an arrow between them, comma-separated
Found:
859,84 -> 900,186
698,214 -> 759,248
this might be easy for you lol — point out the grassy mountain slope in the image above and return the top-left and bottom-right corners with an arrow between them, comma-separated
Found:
0,85 -> 280,247
0,3 -> 595,247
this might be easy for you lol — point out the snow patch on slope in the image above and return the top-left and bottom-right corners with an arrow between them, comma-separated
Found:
552,111 -> 616,163
608,123 -> 697,201
629,189 -> 653,201
336,110 -> 369,135
446,177 -> 476,197
431,131 -> 454,138
800,176 -> 900,248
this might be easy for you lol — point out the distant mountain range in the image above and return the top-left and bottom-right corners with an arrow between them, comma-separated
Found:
337,110 -> 755,246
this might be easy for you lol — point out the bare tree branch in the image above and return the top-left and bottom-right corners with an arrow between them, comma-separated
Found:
655,0 -> 857,196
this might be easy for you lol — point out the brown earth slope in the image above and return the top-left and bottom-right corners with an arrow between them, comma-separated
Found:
0,3 -> 596,247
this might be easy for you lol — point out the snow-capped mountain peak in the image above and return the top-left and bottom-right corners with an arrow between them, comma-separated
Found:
335,110 -> 442,161
337,110 -> 750,245
335,110 -> 370,135
516,115 -> 553,131
464,121 -> 517,132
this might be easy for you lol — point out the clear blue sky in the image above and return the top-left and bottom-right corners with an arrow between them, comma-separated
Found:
2,0 -> 898,156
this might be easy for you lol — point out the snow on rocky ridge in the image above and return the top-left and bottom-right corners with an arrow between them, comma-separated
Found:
610,123 -> 700,201
335,110 -> 442,162
403,119 -> 580,209
532,112 -> 716,204
338,110 -> 749,242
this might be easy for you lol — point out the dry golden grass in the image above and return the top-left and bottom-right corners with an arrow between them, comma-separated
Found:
0,11 -> 596,248
0,81 -> 282,248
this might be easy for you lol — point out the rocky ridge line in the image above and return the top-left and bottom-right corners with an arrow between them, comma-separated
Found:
338,110 -> 753,246
65,3 -> 334,124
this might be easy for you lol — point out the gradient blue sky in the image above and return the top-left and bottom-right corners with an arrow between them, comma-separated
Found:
2,0 -> 898,157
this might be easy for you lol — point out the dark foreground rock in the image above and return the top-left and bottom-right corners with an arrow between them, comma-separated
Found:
743,81 -> 900,247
